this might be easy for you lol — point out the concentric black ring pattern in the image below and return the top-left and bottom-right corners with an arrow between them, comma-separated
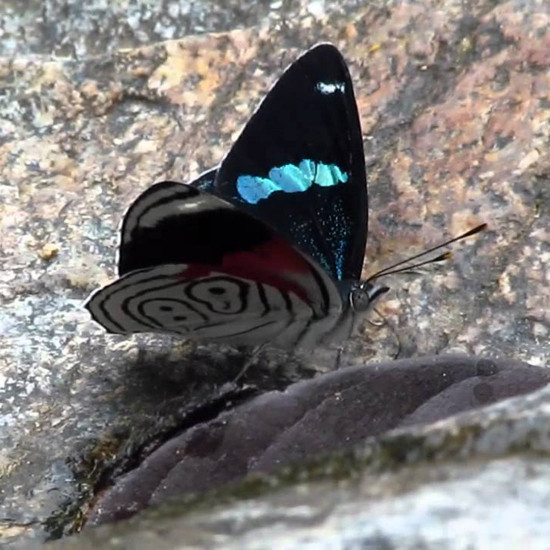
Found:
85,264 -> 343,348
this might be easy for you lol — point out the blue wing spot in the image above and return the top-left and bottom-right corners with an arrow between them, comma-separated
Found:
269,164 -> 310,192
237,160 -> 348,204
315,163 -> 348,187
235,175 -> 279,205
299,159 -> 315,180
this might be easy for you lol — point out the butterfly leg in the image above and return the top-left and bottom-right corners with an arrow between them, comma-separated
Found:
367,308 -> 386,327
370,306 -> 402,360
334,345 -> 344,369
232,343 -> 268,383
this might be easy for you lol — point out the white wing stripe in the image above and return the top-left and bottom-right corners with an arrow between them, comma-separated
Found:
85,263 -> 340,347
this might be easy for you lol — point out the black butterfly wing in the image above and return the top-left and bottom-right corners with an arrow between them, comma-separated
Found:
117,172 -> 283,278
213,44 -> 367,288
118,169 -> 217,276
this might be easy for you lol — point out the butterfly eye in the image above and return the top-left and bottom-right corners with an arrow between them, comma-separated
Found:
351,283 -> 390,312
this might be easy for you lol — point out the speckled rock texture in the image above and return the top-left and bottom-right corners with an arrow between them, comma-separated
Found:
0,0 -> 276,57
1,0 -> 550,547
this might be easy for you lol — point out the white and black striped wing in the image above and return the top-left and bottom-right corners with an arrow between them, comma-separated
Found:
86,181 -> 344,347
86,265 -> 340,348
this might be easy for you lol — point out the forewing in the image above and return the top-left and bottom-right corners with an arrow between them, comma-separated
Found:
213,44 -> 367,285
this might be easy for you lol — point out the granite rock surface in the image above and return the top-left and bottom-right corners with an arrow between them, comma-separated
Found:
1,0 -> 549,546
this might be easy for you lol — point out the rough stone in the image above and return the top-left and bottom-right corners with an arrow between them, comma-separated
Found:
47,381 -> 550,549
88,355 -> 550,526
1,0 -> 549,547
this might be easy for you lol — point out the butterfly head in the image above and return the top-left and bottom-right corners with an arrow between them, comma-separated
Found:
349,280 -> 390,313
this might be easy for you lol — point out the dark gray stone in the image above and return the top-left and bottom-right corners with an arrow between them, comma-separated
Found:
48,381 -> 550,550
88,355 -> 550,525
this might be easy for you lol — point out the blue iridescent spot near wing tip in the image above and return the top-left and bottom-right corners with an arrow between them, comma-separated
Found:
237,160 -> 348,204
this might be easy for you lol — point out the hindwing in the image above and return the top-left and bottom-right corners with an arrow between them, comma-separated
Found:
86,181 -> 343,346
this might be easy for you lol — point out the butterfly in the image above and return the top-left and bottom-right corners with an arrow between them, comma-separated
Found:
85,44 -> 389,350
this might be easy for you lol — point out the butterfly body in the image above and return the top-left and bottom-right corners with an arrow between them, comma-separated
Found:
86,44 -> 379,350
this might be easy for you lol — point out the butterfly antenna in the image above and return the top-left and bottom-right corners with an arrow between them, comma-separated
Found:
370,251 -> 450,278
366,223 -> 486,283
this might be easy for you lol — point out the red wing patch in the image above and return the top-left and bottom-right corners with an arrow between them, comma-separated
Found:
179,237 -> 313,302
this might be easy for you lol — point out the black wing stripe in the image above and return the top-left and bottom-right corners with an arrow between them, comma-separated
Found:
86,263 -> 338,346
